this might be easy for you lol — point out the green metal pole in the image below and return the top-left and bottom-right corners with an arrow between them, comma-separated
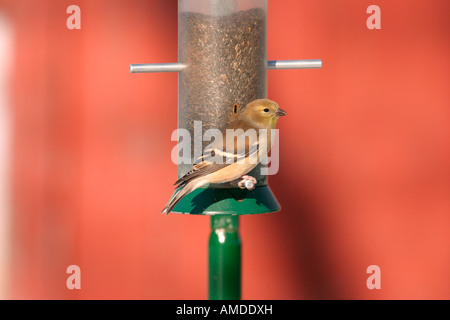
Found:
208,215 -> 241,300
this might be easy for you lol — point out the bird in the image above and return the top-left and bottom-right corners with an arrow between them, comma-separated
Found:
162,98 -> 286,215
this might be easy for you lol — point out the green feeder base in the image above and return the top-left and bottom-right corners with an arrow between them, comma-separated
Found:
171,185 -> 280,215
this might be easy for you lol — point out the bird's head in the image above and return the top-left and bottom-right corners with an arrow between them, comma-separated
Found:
237,99 -> 286,129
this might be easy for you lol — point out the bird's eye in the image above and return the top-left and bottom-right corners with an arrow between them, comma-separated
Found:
263,108 -> 269,113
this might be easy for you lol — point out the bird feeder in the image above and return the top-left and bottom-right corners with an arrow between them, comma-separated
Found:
130,0 -> 321,300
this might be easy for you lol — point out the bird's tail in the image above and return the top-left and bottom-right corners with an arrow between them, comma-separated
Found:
161,181 -> 197,215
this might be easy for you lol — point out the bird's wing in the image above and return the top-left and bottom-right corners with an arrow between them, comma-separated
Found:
174,125 -> 261,187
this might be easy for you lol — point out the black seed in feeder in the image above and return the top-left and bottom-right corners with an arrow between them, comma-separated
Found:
178,6 -> 267,185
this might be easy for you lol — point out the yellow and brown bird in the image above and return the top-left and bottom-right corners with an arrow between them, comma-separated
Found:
162,98 -> 286,214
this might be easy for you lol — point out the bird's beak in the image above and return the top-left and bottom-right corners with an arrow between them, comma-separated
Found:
275,108 -> 287,117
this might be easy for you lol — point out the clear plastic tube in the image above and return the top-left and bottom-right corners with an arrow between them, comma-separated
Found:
178,0 -> 267,187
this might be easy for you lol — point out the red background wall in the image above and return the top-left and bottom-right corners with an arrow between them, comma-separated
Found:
1,0 -> 449,299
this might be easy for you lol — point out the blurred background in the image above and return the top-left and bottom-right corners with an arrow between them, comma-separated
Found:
0,0 -> 448,299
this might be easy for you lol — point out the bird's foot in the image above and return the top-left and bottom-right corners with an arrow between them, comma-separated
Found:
237,175 -> 257,190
